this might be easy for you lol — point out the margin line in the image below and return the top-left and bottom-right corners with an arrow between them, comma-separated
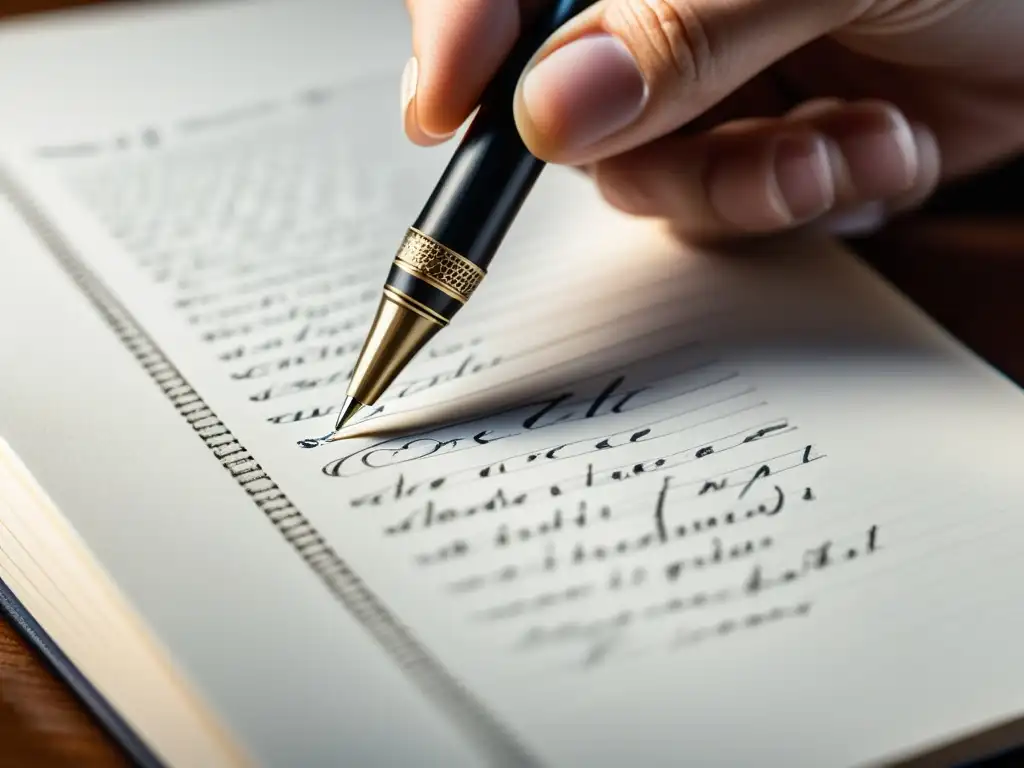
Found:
0,170 -> 541,768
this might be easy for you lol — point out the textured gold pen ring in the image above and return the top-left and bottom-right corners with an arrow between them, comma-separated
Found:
394,228 -> 485,303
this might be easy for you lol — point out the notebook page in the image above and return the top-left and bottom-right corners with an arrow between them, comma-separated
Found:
3,2 -> 1024,766
0,191 -> 481,768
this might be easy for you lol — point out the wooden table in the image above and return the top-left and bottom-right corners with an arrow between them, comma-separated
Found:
0,1 -> 1022,765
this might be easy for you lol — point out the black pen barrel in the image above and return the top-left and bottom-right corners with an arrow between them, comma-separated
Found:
411,102 -> 543,271
412,0 -> 597,271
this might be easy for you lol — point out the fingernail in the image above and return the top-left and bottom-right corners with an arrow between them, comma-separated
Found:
401,57 -> 453,144
831,105 -> 918,198
823,201 -> 887,237
769,135 -> 835,223
520,34 -> 648,155
401,57 -> 420,129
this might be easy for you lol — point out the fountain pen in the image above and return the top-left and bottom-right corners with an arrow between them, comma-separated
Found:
335,0 -> 599,431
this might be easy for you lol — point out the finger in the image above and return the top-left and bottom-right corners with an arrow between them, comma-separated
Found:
785,99 -> 861,208
593,126 -> 835,240
592,100 -> 937,240
786,98 -> 844,120
820,202 -> 889,238
888,122 -> 941,212
513,0 -> 866,164
820,120 -> 941,236
403,0 -> 528,144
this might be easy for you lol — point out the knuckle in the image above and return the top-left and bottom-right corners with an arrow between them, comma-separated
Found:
606,0 -> 716,89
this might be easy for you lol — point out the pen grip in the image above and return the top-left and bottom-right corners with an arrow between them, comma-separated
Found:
411,0 -> 597,271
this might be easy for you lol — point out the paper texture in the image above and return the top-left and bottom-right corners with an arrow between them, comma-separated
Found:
2,2 -> 1024,766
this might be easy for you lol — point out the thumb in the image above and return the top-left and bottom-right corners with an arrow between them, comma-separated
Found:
513,0 -> 865,164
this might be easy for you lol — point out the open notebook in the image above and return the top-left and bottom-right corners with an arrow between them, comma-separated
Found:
1,1 -> 1023,766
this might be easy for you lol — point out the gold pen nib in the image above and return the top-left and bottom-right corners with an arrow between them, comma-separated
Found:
334,289 -> 447,434
334,395 -> 366,431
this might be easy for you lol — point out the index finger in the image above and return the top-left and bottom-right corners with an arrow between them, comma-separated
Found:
405,0 -> 538,142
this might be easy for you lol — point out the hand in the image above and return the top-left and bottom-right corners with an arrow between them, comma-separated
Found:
401,0 -> 1024,240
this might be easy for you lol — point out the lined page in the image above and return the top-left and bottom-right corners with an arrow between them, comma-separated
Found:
2,2 -> 1024,766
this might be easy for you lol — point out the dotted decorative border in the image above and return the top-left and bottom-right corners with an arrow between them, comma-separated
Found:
0,171 -> 538,768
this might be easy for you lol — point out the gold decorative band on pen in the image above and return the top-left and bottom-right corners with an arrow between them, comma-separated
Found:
393,227 -> 486,303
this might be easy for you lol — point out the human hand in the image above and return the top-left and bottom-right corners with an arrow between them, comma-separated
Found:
401,0 -> 1024,240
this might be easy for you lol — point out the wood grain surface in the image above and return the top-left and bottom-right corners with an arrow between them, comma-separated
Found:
0,621 -> 128,768
0,1 -> 1021,765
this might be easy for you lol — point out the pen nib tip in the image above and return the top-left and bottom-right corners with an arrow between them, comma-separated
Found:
334,395 -> 366,432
